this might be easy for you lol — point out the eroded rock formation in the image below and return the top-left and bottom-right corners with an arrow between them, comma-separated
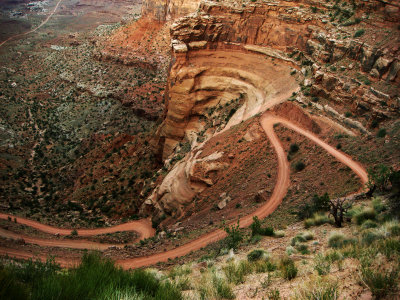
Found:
142,0 -> 400,220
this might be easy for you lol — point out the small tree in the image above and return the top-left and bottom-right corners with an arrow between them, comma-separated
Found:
367,164 -> 393,192
329,197 -> 351,227
250,216 -> 262,236
223,219 -> 243,250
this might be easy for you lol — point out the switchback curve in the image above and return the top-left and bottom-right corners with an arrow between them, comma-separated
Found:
0,112 -> 368,269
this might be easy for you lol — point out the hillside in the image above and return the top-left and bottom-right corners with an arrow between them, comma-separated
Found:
0,0 -> 399,299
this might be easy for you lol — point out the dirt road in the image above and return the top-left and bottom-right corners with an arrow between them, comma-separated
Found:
0,112 -> 368,269
0,0 -> 64,48
0,213 -> 154,240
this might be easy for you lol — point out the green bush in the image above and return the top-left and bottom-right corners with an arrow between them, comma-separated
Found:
279,257 -> 298,280
252,260 -> 276,273
328,232 -> 346,249
354,207 -> 376,225
289,143 -> 299,154
274,230 -> 285,238
211,273 -> 235,299
267,289 -> 280,300
314,253 -> 331,275
223,220 -> 243,250
297,193 -> 330,220
291,234 -> 307,246
377,239 -> 400,259
305,214 -> 332,228
367,164 -> 393,192
354,29 -> 365,37
362,230 -> 383,245
294,161 -> 306,172
361,220 -> 378,229
361,265 -> 399,299
250,234 -> 262,244
0,266 -> 29,300
247,249 -> 266,261
295,244 -> 310,255
1,252 -> 182,300
250,216 -> 263,236
376,128 -> 386,138
295,278 -> 338,300
223,260 -> 252,285
250,216 -> 274,237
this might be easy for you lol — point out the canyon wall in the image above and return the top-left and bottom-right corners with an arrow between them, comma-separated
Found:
156,0 -> 400,159
142,0 -> 400,218
141,0 -> 201,21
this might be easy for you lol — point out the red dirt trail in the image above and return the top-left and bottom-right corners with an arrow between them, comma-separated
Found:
0,0 -> 64,48
0,113 -> 368,269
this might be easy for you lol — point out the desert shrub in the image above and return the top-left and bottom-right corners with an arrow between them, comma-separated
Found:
305,213 -> 332,228
286,246 -> 296,256
252,259 -> 276,273
223,260 -> 253,285
291,234 -> 306,246
250,216 -> 274,237
174,275 -> 192,291
169,265 -> 192,279
328,232 -> 346,248
247,249 -> 266,261
223,220 -> 243,250
372,198 -> 386,213
377,239 -> 400,259
0,265 -> 29,300
198,271 -> 234,299
267,288 -> 280,300
295,277 -> 339,300
362,230 -> 383,245
354,29 -> 365,37
212,273 -> 235,299
297,193 -> 330,220
376,128 -> 386,138
294,161 -> 306,172
302,231 -> 314,241
250,234 -> 262,244
378,220 -> 400,237
250,216 -> 263,236
367,164 -> 393,192
325,251 -> 344,271
295,244 -> 310,255
304,218 -> 315,228
354,207 -> 376,225
3,252 -> 182,300
361,220 -> 378,229
279,257 -> 297,280
289,143 -> 299,154
263,226 -> 274,236
274,230 -> 285,238
361,265 -> 399,299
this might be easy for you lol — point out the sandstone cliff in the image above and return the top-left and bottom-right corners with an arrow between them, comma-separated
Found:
143,0 -> 400,221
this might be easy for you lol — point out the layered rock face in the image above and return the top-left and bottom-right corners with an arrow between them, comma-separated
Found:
143,0 -> 400,218
141,0 -> 201,21
156,1 -> 316,159
156,0 -> 400,159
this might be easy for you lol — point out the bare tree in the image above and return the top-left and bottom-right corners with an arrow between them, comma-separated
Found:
329,197 -> 352,227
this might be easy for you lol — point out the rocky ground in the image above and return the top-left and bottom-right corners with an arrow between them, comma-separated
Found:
0,0 -> 399,298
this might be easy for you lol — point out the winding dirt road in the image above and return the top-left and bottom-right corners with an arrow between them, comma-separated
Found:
0,213 -> 154,239
0,0 -> 64,48
0,112 -> 368,269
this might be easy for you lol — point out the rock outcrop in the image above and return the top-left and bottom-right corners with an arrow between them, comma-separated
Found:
139,0 -> 400,219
